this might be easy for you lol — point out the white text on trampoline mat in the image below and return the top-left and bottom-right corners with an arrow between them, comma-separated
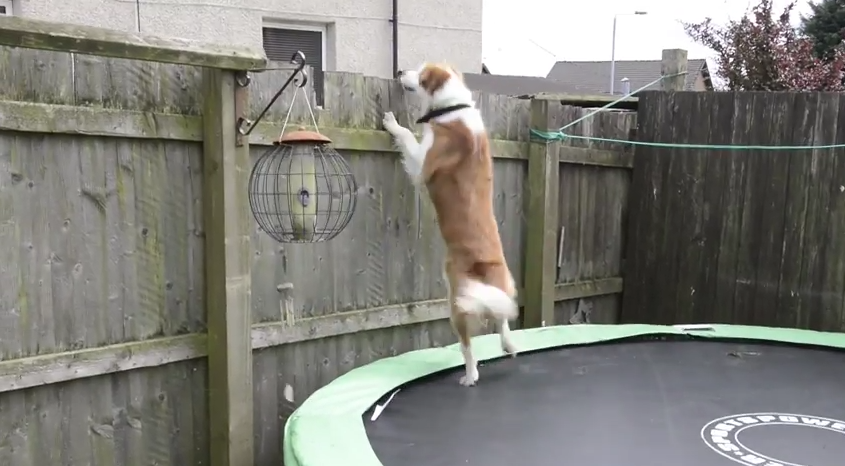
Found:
707,414 -> 845,466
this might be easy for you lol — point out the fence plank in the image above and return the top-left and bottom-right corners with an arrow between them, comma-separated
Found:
749,93 -> 795,325
802,94 -> 841,330
660,91 -> 696,324
690,92 -> 735,323
824,95 -> 845,332
774,93 -> 818,328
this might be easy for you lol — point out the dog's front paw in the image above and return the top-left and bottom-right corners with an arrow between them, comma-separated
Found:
382,112 -> 400,133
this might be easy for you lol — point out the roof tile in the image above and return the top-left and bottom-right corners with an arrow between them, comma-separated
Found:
545,59 -> 709,94
463,73 -> 595,96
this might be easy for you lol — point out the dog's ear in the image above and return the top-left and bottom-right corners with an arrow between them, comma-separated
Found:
448,64 -> 463,80
419,66 -> 432,90
419,64 -> 451,95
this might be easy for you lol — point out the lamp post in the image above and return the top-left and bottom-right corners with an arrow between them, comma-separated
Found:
610,11 -> 648,94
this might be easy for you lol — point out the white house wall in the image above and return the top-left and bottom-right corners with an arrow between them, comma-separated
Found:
15,0 -> 483,78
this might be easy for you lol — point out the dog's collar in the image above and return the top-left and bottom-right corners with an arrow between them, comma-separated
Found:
416,103 -> 472,124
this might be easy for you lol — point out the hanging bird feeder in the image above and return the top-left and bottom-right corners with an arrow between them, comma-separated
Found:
237,51 -> 358,243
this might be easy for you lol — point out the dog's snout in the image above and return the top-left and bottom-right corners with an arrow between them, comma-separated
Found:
397,70 -> 405,77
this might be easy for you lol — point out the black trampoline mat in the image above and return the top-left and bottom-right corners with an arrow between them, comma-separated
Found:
363,339 -> 845,466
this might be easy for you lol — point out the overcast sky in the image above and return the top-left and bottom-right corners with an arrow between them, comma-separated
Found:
481,0 -> 814,78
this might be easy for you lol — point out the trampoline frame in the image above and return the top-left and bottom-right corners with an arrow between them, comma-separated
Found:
282,323 -> 845,466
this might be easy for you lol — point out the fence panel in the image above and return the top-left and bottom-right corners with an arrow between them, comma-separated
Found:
623,90 -> 845,332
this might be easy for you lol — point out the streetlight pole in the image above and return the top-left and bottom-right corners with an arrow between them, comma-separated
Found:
610,11 -> 648,95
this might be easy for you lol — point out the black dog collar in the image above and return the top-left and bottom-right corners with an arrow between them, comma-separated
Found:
415,104 -> 472,124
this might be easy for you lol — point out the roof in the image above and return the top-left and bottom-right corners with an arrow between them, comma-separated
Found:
463,72 -> 596,96
545,59 -> 711,94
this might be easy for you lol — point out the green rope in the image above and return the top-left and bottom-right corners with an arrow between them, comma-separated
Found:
540,133 -> 845,150
529,71 -> 845,151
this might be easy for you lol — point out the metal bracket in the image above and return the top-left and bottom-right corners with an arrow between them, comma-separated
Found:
234,71 -> 250,147
235,51 -> 309,138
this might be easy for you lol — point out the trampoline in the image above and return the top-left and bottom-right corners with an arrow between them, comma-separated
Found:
283,324 -> 845,466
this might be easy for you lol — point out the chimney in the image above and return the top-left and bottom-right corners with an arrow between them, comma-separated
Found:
620,77 -> 631,95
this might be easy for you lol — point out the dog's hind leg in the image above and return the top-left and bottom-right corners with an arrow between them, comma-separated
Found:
495,318 -> 518,356
450,311 -> 479,387
468,261 -> 519,356
445,258 -> 479,387
498,270 -> 518,356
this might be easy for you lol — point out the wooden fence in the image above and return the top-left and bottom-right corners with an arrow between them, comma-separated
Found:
623,90 -> 845,332
0,16 -> 634,466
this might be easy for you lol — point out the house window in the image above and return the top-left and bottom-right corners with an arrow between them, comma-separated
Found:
0,0 -> 13,15
262,25 -> 325,106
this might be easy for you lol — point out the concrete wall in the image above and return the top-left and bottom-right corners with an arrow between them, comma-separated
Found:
13,0 -> 483,78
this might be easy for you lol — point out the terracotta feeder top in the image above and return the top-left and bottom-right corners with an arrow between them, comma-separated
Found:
277,126 -> 332,145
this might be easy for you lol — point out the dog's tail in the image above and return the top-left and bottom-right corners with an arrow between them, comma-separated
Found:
454,279 -> 519,321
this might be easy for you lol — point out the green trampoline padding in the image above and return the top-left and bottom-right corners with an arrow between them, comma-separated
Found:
282,323 -> 845,466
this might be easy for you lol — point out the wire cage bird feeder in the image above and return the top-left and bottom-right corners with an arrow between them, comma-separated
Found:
236,51 -> 358,243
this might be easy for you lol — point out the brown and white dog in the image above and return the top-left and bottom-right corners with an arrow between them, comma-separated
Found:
382,62 -> 519,387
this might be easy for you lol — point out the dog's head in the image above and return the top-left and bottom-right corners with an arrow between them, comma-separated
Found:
398,62 -> 469,107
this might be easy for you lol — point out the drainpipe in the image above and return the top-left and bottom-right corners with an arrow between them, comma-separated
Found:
135,0 -> 142,32
391,0 -> 399,77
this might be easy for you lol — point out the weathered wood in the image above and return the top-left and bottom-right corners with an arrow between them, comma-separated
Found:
0,277 -> 621,394
625,90 -> 845,332
559,145 -> 633,168
555,277 -> 623,301
0,100 -> 203,140
252,299 -> 450,349
554,102 -> 634,325
250,319 -> 456,466
0,358 -> 209,466
668,92 -> 706,324
686,92 -> 734,324
529,92 -> 639,110
774,94 -> 819,328
0,334 -> 206,393
251,126 -> 530,157
800,94 -> 841,330
749,94 -> 794,326
728,93 -> 779,325
821,95 -> 845,331
660,49 -> 688,91
0,133 -> 206,360
318,70 -> 534,140
0,16 -> 267,69
202,68 -> 254,466
251,278 -> 625,347
522,99 -> 560,328
0,100 -> 538,159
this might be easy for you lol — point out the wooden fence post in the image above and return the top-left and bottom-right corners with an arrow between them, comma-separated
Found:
203,68 -> 254,466
522,98 -> 560,328
661,49 -> 688,91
